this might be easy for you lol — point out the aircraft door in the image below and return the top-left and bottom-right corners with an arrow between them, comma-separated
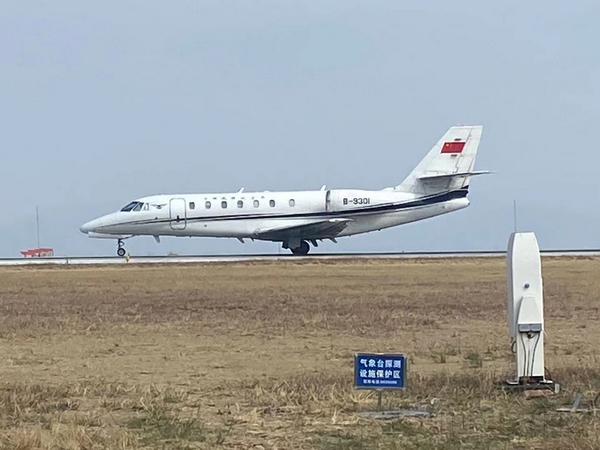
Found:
325,190 -> 331,212
169,198 -> 187,230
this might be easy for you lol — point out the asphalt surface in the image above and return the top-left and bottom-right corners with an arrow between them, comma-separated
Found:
1,250 -> 599,266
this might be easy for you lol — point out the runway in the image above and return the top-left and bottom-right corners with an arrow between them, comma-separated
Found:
1,249 -> 599,266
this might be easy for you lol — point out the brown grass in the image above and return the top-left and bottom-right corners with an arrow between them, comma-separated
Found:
0,257 -> 600,448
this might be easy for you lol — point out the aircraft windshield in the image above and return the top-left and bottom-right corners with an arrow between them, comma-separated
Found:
121,201 -> 143,212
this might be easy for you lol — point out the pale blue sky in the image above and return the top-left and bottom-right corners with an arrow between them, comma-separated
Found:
1,1 -> 598,256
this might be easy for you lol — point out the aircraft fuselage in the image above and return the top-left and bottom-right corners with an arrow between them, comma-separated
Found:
81,188 -> 469,242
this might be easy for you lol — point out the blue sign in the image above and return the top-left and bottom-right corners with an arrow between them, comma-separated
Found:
354,353 -> 407,390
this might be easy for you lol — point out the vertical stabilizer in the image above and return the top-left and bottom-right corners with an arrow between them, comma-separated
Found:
396,126 -> 484,195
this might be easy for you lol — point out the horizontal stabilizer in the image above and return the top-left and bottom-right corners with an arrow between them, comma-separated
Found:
418,170 -> 492,181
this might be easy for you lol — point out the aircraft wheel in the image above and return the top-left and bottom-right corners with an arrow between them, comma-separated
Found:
291,240 -> 310,256
117,247 -> 126,257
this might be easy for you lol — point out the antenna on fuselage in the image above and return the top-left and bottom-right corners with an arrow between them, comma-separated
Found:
513,200 -> 518,233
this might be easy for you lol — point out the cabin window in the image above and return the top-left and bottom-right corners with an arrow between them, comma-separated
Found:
253,200 -> 259,208
142,203 -> 149,211
269,199 -> 275,207
189,202 -> 195,210
205,201 -> 211,209
289,199 -> 295,207
237,200 -> 243,208
221,201 -> 227,209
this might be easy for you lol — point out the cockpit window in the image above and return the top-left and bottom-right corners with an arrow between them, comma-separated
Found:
121,201 -> 144,212
121,201 -> 138,212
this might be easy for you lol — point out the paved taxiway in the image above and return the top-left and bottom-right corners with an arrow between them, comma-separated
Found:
1,250 -> 599,266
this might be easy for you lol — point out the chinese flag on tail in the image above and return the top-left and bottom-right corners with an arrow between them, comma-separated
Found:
441,141 -> 466,154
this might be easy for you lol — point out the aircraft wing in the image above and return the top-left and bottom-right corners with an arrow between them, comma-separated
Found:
253,218 -> 351,241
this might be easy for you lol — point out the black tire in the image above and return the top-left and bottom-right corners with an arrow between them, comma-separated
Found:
291,240 -> 310,256
117,247 -> 126,257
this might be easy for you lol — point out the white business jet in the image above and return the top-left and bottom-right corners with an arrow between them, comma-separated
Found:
81,126 -> 487,256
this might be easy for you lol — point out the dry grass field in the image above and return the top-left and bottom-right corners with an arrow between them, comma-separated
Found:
0,257 -> 599,449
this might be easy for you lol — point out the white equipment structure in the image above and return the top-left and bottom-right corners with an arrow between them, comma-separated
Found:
506,232 -> 555,388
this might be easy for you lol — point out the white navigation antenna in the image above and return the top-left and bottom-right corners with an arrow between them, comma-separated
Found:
505,232 -> 557,391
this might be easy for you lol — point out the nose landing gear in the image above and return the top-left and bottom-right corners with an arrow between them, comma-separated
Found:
117,239 -> 126,257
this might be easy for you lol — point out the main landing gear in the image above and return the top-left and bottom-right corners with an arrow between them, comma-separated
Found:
117,239 -> 126,257
290,240 -> 310,256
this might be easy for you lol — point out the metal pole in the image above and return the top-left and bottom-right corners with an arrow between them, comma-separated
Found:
36,206 -> 40,248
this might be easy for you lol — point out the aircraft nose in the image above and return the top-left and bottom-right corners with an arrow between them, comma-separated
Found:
80,219 -> 99,234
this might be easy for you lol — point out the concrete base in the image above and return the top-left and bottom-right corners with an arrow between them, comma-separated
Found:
502,379 -> 559,394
